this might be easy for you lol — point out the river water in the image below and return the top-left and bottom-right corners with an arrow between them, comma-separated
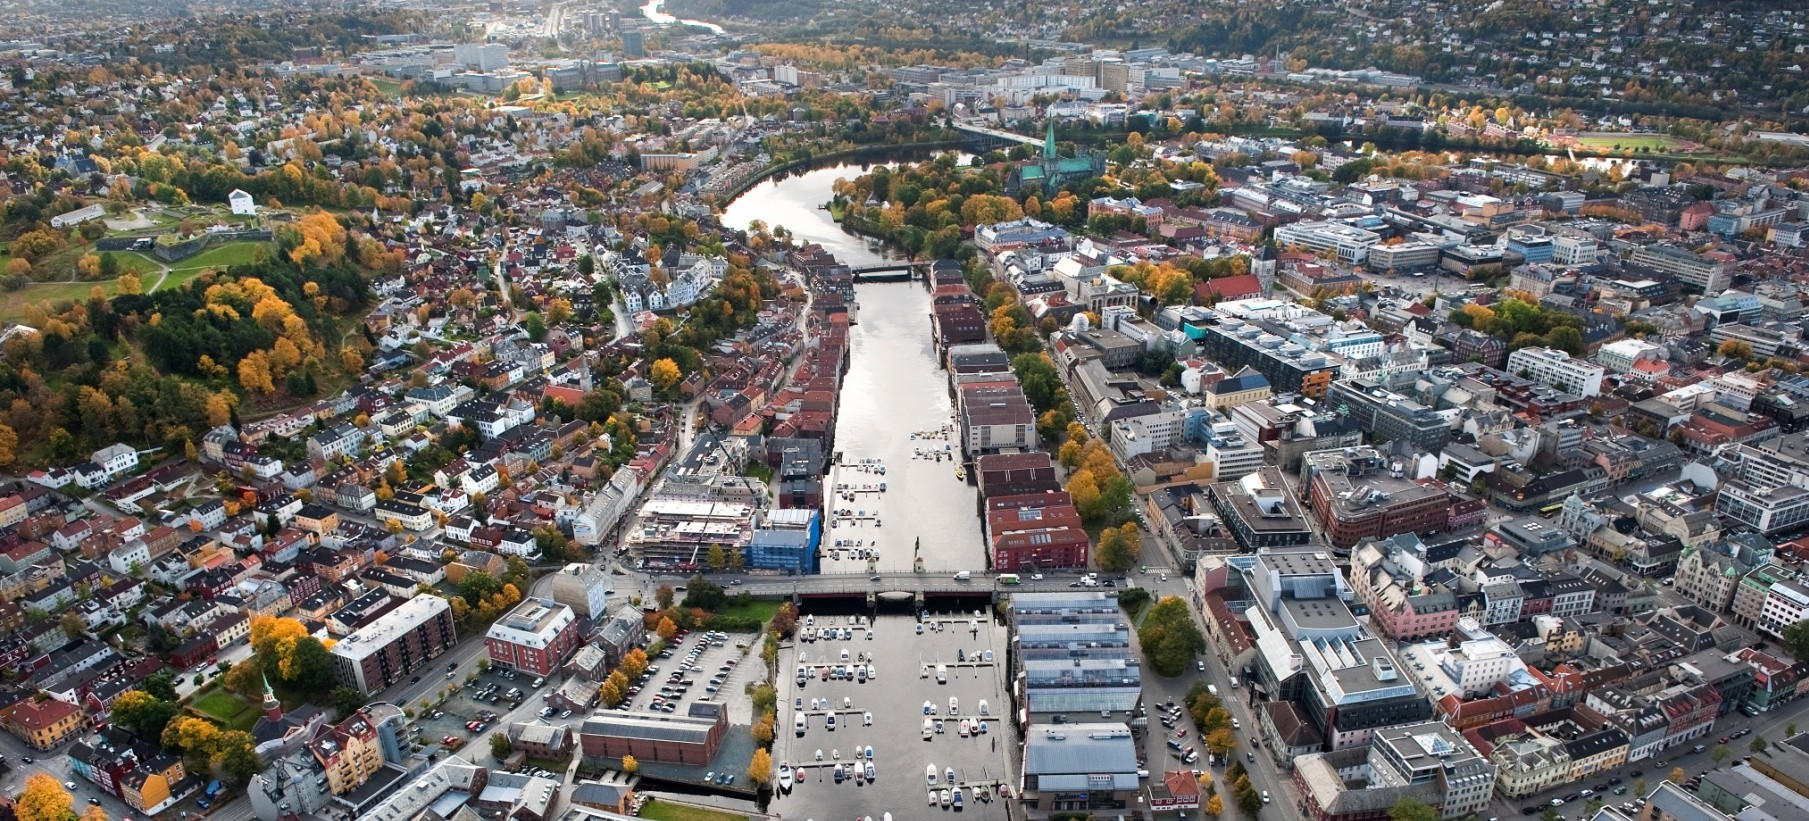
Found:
720,157 -> 988,575
638,0 -> 726,35
721,160 -> 1019,819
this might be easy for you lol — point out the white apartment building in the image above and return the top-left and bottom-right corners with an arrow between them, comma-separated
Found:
1629,244 -> 1731,293
1506,346 -> 1606,397
1108,409 -> 1183,460
453,43 -> 509,71
1594,338 -> 1664,373
1273,221 -> 1381,265
1552,234 -> 1603,267
1759,579 -> 1809,638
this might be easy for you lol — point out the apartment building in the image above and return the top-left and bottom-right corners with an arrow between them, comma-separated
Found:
1506,346 -> 1606,397
486,598 -> 582,677
1629,244 -> 1732,294
331,595 -> 458,694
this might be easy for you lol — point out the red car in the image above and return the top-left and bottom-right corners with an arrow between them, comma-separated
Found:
442,735 -> 460,746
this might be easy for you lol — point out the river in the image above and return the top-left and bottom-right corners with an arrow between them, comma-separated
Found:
720,156 -> 987,576
720,156 -> 1019,821
638,0 -> 726,35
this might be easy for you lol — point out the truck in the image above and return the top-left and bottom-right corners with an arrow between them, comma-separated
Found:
997,573 -> 1020,585
953,571 -> 972,581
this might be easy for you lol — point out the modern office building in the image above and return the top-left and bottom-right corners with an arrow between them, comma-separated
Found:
1326,377 -> 1454,450
1629,244 -> 1732,294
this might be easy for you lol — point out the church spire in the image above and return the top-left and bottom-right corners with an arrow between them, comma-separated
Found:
1043,118 -> 1057,160
263,672 -> 283,722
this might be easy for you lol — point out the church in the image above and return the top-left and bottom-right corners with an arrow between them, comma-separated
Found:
1007,119 -> 1106,198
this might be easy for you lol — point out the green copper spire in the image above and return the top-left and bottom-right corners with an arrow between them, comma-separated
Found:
1044,118 -> 1057,159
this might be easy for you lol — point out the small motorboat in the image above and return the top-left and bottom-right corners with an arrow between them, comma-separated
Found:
834,763 -> 845,783
923,718 -> 934,739
957,719 -> 969,737
867,664 -> 877,680
844,697 -> 853,709
832,748 -> 840,760
795,713 -> 806,735
945,766 -> 955,785
863,711 -> 873,726
778,762 -> 793,790
928,790 -> 938,805
858,667 -> 867,683
978,720 -> 988,734
923,700 -> 934,714
864,761 -> 876,781
952,787 -> 964,809
826,713 -> 837,731
949,697 -> 959,715
978,700 -> 989,716
936,664 -> 948,684
915,622 -> 924,634
815,749 -> 823,761
940,789 -> 951,808
865,745 -> 874,759
926,764 -> 937,785
935,720 -> 945,734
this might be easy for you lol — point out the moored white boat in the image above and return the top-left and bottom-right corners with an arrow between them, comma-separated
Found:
926,764 -> 937,785
778,763 -> 793,790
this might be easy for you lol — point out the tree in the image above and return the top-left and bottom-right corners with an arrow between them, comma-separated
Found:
1205,794 -> 1223,816
283,636 -> 336,690
747,747 -> 773,785
224,660 -> 264,698
1752,735 -> 1768,755
80,806 -> 106,821
0,422 -> 17,468
621,648 -> 649,680
1137,595 -> 1206,676
59,611 -> 86,640
141,668 -> 180,702
459,571 -> 504,606
1634,778 -> 1647,797
1782,621 -> 1809,663
330,686 -> 366,720
622,754 -> 639,773
656,615 -> 678,640
490,732 -> 512,759
17,773 -> 75,821
1097,524 -> 1143,572
1389,797 -> 1439,821
1541,809 -> 1561,821
218,733 -> 266,783
109,690 -> 179,740
1670,767 -> 1687,784
650,358 -> 682,393
656,584 -> 675,609
1711,744 -> 1731,766
1206,727 -> 1237,756
707,544 -> 726,571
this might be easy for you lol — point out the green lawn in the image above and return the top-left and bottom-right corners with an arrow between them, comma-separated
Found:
168,241 -> 267,272
638,801 -> 749,821
191,688 -> 260,732
711,598 -> 781,627
1572,133 -> 1686,151
369,76 -> 403,97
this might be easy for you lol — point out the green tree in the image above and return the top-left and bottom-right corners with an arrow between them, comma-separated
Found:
459,571 -> 504,606
1137,596 -> 1205,676
330,686 -> 366,720
218,733 -> 266,783
1711,744 -> 1731,766
1782,621 -> 1809,663
490,732 -> 512,759
285,636 -> 336,691
110,690 -> 180,740
1389,797 -> 1439,821
708,544 -> 726,571
142,668 -> 180,702
1752,735 -> 1768,755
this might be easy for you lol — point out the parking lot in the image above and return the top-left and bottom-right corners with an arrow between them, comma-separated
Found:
407,666 -> 554,759
618,630 -> 762,724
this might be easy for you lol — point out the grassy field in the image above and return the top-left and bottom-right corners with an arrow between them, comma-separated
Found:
1571,133 -> 1688,151
168,241 -> 266,272
369,76 -> 403,97
638,801 -> 749,821
191,689 -> 260,732
711,598 -> 782,627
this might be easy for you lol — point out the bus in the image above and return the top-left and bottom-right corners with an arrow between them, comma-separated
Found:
997,573 -> 1020,585
1539,502 -> 1564,518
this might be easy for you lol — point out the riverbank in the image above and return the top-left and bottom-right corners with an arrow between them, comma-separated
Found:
716,138 -> 968,206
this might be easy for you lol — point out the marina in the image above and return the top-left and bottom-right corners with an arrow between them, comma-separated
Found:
770,609 -> 1016,821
